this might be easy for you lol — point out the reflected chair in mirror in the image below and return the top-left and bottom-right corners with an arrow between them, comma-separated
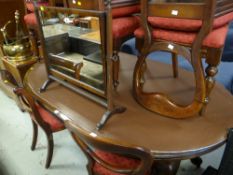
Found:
65,120 -> 153,175
134,0 -> 233,118
67,0 -> 140,88
14,87 -> 65,168
202,128 -> 233,175
24,0 -> 51,58
23,0 -> 68,58
110,0 -> 140,88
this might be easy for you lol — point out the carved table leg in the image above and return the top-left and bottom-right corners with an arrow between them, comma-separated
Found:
152,160 -> 181,175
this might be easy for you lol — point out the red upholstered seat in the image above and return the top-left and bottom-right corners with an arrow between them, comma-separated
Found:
112,16 -> 140,39
93,150 -> 143,175
112,4 -> 140,18
148,12 -> 233,32
36,103 -> 65,132
24,13 -> 38,27
135,25 -> 229,48
26,2 -> 49,12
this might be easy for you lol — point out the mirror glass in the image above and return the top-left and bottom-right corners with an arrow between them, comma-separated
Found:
37,6 -> 106,97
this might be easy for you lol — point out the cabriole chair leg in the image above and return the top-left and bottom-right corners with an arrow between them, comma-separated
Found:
45,132 -> 54,169
31,120 -> 38,151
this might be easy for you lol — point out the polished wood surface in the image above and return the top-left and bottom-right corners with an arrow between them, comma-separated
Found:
2,57 -> 37,86
24,52 -> 233,160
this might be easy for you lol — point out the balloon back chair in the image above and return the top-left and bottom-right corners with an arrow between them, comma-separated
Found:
134,0 -> 233,118
14,87 -> 65,168
66,0 -> 140,88
202,128 -> 233,175
65,120 -> 153,175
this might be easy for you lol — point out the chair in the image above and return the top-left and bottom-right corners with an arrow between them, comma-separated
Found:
134,0 -> 233,118
23,0 -> 68,58
65,120 -> 153,175
202,128 -> 233,175
110,0 -> 140,87
14,87 -> 65,168
66,0 -> 140,88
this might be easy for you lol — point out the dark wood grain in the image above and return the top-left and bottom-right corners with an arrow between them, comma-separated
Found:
24,52 -> 233,160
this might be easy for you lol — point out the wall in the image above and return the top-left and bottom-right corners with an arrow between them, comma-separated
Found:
0,0 -> 25,43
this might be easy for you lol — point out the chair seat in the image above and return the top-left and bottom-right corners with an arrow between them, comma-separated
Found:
113,16 -> 140,39
24,13 -> 38,27
36,103 -> 65,132
26,2 -> 49,12
112,4 -> 140,18
134,25 -> 229,48
93,149 -> 143,175
148,12 -> 233,32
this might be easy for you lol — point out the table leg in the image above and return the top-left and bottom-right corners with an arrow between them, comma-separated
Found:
152,160 -> 181,175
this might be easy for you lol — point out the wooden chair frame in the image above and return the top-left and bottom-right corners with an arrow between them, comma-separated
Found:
134,0 -> 233,118
14,87 -> 64,168
65,120 -> 153,175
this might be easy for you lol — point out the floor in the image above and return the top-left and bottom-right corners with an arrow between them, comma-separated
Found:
0,89 -> 224,175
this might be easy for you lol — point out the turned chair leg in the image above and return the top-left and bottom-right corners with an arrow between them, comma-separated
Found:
200,48 -> 221,115
45,132 -> 54,169
171,52 -> 178,78
31,120 -> 38,151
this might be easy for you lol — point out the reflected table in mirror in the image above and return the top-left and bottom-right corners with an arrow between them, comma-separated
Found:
24,53 -> 233,175
43,23 -> 104,89
35,5 -> 107,98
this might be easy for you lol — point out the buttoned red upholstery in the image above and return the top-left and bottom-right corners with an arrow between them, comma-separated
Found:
26,2 -> 49,12
147,12 -> 233,32
135,24 -> 229,48
36,103 -> 65,132
24,13 -> 38,27
113,16 -> 140,39
93,150 -> 143,175
112,4 -> 140,18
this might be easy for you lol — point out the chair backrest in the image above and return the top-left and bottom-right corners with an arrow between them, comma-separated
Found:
66,0 -> 105,10
65,120 -> 153,175
67,0 -> 139,11
109,0 -> 140,8
215,0 -> 233,17
140,0 -> 218,46
14,87 -> 51,130
217,128 -> 233,175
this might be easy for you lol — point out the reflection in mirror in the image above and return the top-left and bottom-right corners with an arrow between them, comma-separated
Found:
37,6 -> 106,96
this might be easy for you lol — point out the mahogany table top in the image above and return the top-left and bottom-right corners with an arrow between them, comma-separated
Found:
24,52 -> 233,160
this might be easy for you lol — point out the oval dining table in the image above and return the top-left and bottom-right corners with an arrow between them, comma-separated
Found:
24,52 -> 233,175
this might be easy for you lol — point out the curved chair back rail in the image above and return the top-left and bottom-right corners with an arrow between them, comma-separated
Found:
14,87 -> 50,129
65,120 -> 153,175
133,0 -> 233,118
13,87 -> 65,168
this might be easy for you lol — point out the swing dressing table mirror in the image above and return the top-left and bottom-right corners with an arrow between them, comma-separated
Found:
35,2 -> 125,129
